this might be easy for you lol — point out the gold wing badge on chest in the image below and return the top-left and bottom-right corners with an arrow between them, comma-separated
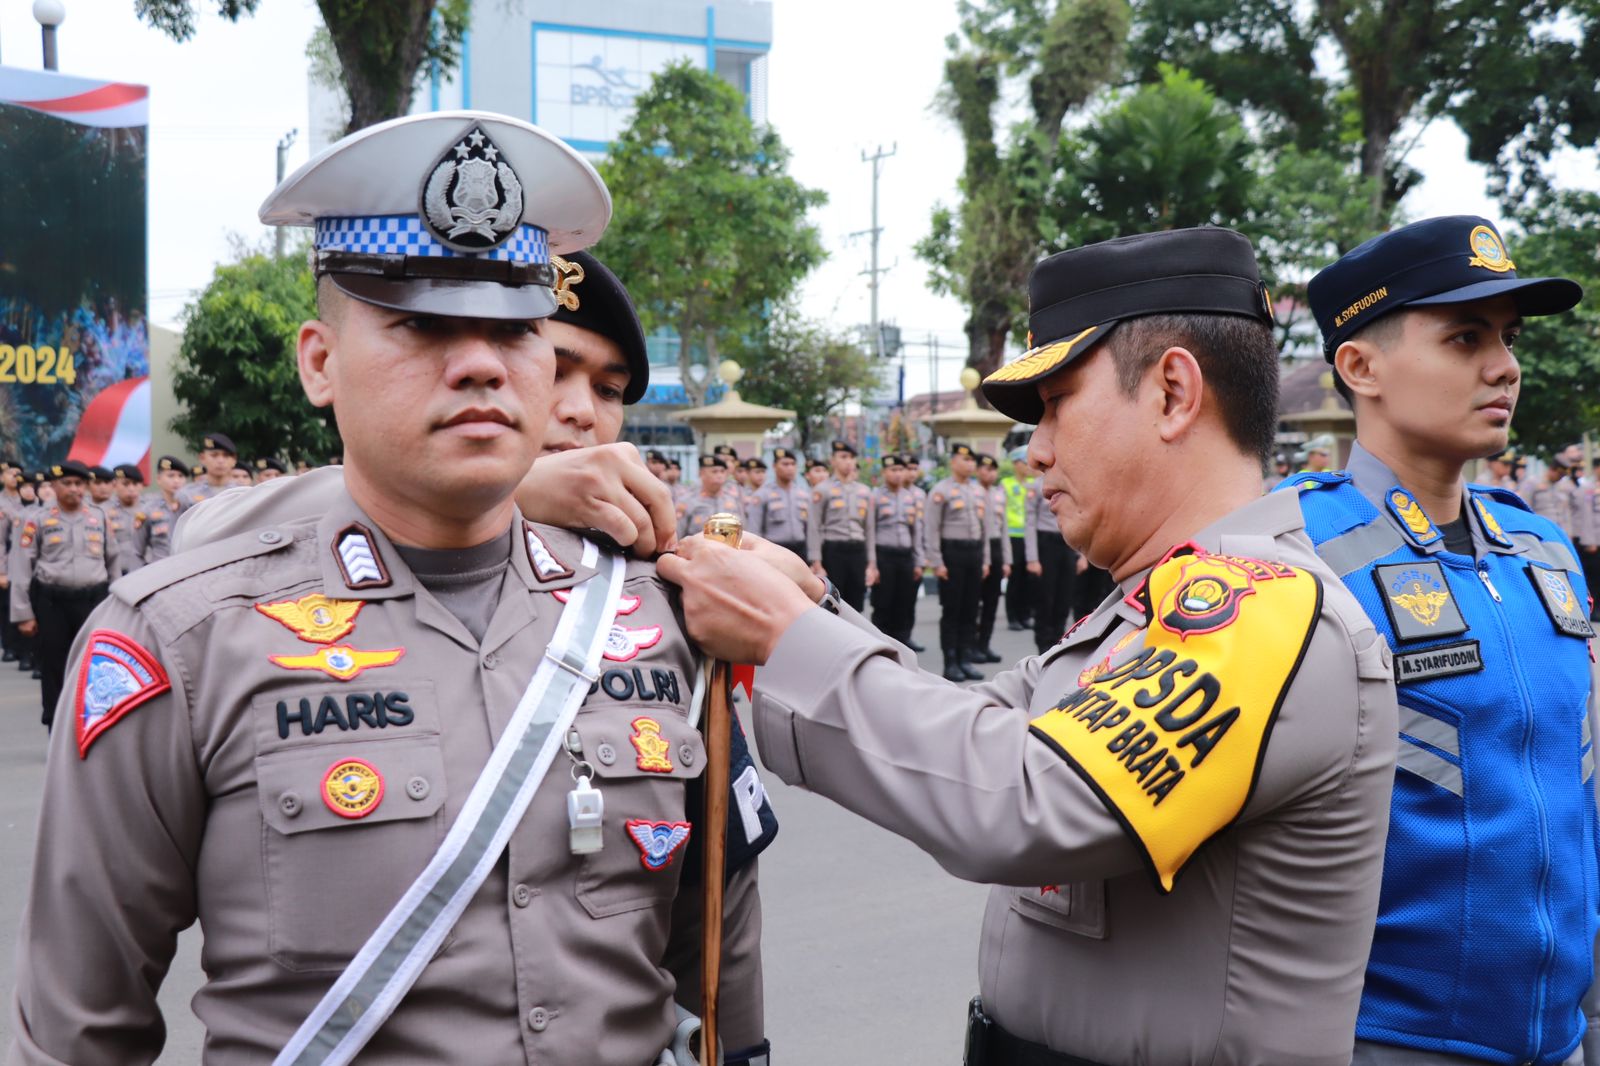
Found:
257,591 -> 406,681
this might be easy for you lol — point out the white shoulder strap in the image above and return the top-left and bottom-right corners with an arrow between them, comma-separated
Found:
276,549 -> 628,1066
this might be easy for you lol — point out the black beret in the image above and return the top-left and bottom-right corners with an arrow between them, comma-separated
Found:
192,464 -> 206,477
977,453 -> 998,469
49,459 -> 93,481
1309,215 -> 1581,360
549,251 -> 650,405
255,456 -> 288,473
699,455 -> 727,470
983,227 -> 1272,423
156,455 -> 188,473
807,458 -> 829,471
881,454 -> 903,469
645,449 -> 667,462
112,463 -> 145,482
87,465 -> 114,482
830,439 -> 857,456
950,443 -> 975,459
200,432 -> 237,455
713,444 -> 738,458
743,457 -> 767,470
1488,447 -> 1519,464
771,447 -> 798,462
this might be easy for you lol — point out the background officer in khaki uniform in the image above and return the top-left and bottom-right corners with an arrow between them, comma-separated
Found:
0,459 -> 24,665
663,227 -> 1398,1066
132,455 -> 186,566
926,442 -> 989,681
10,111 -> 772,1066
86,465 -> 115,506
102,463 -> 146,571
806,439 -> 874,612
8,459 -> 123,729
1521,454 -> 1582,540
1022,466 -> 1079,653
868,454 -> 923,647
974,453 -> 1011,664
679,454 -> 744,541
174,432 -> 237,513
748,446 -> 809,558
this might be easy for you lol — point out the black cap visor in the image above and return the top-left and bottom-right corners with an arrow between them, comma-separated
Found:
331,273 -> 557,321
981,323 -> 1115,424
1406,274 -> 1582,318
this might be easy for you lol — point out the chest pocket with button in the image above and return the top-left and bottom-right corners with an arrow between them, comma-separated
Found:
570,708 -> 706,918
252,682 -> 449,972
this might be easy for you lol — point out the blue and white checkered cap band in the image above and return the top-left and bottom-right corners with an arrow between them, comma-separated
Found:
315,215 -> 550,264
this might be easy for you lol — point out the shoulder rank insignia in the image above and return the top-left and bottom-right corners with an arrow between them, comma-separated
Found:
333,523 -> 390,589
526,526 -> 574,581
75,630 -> 171,758
322,757 -> 385,819
270,644 -> 405,681
630,716 -> 675,772
256,593 -> 364,644
1526,563 -> 1596,639
626,819 -> 691,870
1028,546 -> 1321,893
1385,486 -> 1443,548
1469,495 -> 1514,549
1373,562 -> 1468,641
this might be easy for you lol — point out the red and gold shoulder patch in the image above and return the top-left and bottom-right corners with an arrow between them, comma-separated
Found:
75,630 -> 171,758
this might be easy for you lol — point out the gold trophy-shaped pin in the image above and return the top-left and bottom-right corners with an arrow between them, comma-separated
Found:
703,512 -> 743,547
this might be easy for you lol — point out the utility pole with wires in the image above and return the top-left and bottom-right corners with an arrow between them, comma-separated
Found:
853,144 -> 896,359
275,129 -> 299,258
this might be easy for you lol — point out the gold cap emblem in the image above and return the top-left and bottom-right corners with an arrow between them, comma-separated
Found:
551,254 -> 585,311
1467,225 -> 1515,273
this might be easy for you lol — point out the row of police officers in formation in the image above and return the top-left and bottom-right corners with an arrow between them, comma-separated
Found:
651,439 -> 1114,682
6,106 -> 1600,1066
0,436 -> 293,729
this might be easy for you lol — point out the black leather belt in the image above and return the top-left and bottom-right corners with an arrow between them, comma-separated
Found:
965,998 -> 1107,1066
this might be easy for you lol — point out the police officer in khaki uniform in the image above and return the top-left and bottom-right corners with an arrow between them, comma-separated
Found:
679,455 -> 745,541
174,432 -> 237,513
926,443 -> 989,681
806,439 -> 875,612
10,111 -> 773,1066
1022,467 -> 1078,653
1521,456 -> 1581,539
86,465 -> 116,506
8,459 -> 124,728
974,453 -> 1011,663
132,455 -> 186,566
0,459 -> 25,664
869,454 -> 923,647
101,463 -> 147,568
663,227 -> 1398,1065
748,447 -> 809,559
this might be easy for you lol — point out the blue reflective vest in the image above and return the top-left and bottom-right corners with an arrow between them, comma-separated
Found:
1283,447 -> 1598,1065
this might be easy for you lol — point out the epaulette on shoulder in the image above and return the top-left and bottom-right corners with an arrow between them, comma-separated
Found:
1276,470 -> 1351,493
111,526 -> 299,607
1467,482 -> 1533,513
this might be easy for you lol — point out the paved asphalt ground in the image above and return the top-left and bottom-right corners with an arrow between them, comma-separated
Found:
0,592 -> 1043,1062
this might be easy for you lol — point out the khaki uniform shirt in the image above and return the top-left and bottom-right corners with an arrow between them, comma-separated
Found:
1520,476 -> 1581,539
0,492 -> 22,577
175,478 -> 231,514
748,481 -> 811,546
805,478 -> 874,563
924,477 -> 986,569
749,488 -> 1397,1065
870,486 -> 923,566
1021,485 -> 1051,565
9,487 -> 764,1065
133,494 -> 180,565
102,500 -> 143,572
983,483 -> 1013,565
676,485 -> 745,542
8,505 -> 122,623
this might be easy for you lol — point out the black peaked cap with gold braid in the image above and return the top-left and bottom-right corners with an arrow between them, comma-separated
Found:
549,249 -> 649,404
982,228 -> 1273,424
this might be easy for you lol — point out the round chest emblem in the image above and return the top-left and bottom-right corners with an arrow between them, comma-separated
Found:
322,758 -> 385,819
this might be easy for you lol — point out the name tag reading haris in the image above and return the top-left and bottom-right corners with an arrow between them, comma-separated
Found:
1029,547 -> 1321,892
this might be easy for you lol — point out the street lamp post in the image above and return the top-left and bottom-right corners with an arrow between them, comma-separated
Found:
33,0 -> 65,72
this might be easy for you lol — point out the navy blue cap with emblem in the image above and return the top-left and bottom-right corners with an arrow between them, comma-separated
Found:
112,463 -> 144,483
259,111 -> 610,321
48,459 -> 93,482
155,455 -> 186,474
200,432 -> 237,456
983,227 -> 1273,423
548,250 -> 648,404
1309,215 -> 1582,360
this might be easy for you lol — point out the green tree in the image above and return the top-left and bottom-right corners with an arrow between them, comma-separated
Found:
1129,0 -> 1600,221
597,62 -> 826,409
135,0 -> 470,133
917,0 -> 1131,385
1500,191 -> 1600,456
733,307 -> 883,451
170,247 -> 341,463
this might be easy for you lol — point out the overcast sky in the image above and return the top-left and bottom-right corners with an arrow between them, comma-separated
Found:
1,0 -> 1573,401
